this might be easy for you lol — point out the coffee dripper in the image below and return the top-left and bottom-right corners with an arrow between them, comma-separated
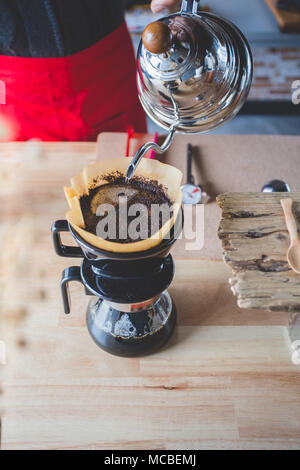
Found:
126,0 -> 253,181
52,158 -> 183,357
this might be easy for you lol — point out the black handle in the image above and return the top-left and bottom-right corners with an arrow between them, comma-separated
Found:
61,266 -> 93,314
52,220 -> 83,258
187,144 -> 194,185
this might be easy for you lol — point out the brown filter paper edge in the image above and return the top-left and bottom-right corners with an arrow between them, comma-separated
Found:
64,157 -> 183,253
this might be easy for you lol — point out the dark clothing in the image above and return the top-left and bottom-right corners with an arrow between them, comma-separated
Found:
0,0 -> 146,142
0,0 -> 125,57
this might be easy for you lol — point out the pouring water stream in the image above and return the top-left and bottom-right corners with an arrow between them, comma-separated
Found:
125,94 -> 180,183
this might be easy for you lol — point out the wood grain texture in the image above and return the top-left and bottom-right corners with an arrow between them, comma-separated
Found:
0,139 -> 300,450
217,192 -> 300,312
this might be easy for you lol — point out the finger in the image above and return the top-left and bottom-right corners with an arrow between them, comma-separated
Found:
151,0 -> 178,14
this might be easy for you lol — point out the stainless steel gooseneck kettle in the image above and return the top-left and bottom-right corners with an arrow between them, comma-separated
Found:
126,0 -> 253,181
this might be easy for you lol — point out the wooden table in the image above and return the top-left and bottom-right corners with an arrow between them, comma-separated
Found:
0,138 -> 300,450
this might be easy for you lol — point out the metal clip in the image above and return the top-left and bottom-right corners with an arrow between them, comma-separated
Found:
181,0 -> 200,14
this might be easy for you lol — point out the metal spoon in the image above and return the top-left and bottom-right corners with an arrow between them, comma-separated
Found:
261,179 -> 290,193
280,198 -> 300,274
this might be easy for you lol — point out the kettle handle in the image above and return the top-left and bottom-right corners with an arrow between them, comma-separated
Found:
181,0 -> 200,13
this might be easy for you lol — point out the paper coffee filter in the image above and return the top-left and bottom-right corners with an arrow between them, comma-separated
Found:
64,157 -> 183,253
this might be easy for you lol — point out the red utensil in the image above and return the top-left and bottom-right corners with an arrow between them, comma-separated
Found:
125,125 -> 135,157
148,132 -> 158,159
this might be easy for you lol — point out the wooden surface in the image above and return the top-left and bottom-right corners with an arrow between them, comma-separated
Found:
0,137 -> 300,450
265,0 -> 300,33
218,192 -> 300,312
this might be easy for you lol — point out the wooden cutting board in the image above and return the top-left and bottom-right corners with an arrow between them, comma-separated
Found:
218,192 -> 300,312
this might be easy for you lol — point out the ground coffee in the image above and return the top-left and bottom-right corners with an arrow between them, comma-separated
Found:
80,174 -> 173,243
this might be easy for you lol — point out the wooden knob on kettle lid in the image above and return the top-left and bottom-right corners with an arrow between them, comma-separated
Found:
142,21 -> 172,54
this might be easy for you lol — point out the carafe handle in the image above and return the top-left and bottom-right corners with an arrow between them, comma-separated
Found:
61,266 -> 92,314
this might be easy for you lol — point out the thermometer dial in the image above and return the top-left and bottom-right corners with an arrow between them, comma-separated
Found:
181,183 -> 202,205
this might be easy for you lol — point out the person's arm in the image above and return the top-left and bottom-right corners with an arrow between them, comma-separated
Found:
151,0 -> 180,14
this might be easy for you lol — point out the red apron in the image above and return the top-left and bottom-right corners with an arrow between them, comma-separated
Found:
0,22 -> 146,141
